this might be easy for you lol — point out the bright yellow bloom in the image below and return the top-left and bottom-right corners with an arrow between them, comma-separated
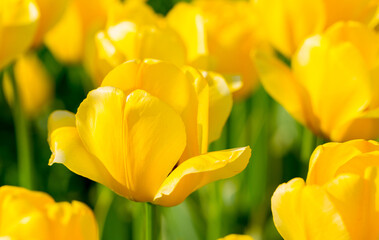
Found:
48,59 -> 250,207
45,0 -> 116,63
3,52 -> 53,117
256,21 -> 379,141
272,139 -> 379,240
219,234 -> 254,240
169,0 -> 262,99
0,0 -> 39,69
32,0 -> 68,46
0,185 -> 98,240
254,0 -> 378,57
87,0 -> 260,99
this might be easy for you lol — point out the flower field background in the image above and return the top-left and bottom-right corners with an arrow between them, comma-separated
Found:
1,0 -> 379,239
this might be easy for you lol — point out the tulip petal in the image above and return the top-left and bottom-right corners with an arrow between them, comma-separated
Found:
122,89 -> 186,201
320,46 -> 370,139
102,60 -> 191,114
47,110 -> 75,142
272,178 -> 349,240
32,0 -> 68,46
0,186 -> 53,240
167,2 -> 208,62
49,126 -> 128,198
332,108 -> 379,141
46,201 -> 99,240
323,0 -> 376,26
203,71 -> 232,143
76,86 -> 127,185
325,169 -> 379,239
138,25 -> 187,66
103,60 -> 201,162
153,146 -> 251,207
307,140 -> 379,185
307,141 -> 364,185
255,0 -> 324,57
255,48 -> 317,132
0,0 -> 39,69
45,1 -> 83,63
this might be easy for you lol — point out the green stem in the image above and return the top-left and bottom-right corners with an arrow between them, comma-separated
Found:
94,184 -> 114,239
300,128 -> 315,163
6,64 -> 33,189
145,203 -> 153,240
207,183 -> 222,240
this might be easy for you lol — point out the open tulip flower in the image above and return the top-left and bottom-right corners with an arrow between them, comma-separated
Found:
272,139 -> 379,240
0,185 -> 98,240
48,59 -> 251,207
256,21 -> 379,141
0,0 -> 39,69
87,0 -> 261,99
255,0 -> 378,58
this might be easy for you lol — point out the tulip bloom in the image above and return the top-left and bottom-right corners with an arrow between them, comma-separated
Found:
45,0 -> 116,63
3,52 -> 53,116
168,0 -> 262,99
256,21 -> 379,141
219,234 -> 254,240
0,185 -> 98,240
255,0 -> 378,57
272,140 -> 379,239
87,0 -> 261,99
48,60 -> 251,207
0,0 -> 39,69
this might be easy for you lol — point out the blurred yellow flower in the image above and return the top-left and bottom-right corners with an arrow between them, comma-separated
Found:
85,0 -> 186,85
255,0 -> 378,57
32,0 -> 68,46
87,0 -> 261,99
3,52 -> 53,117
219,234 -> 254,240
272,139 -> 379,240
0,185 -> 98,240
45,0 -> 116,63
256,21 -> 379,141
169,0 -> 263,99
0,0 -> 39,69
48,59 -> 250,207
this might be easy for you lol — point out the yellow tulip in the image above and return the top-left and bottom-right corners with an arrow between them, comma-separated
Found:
32,0 -> 68,46
85,0 -> 186,85
48,59 -> 251,207
87,0 -> 259,99
45,0 -> 116,63
256,21 -> 379,141
0,0 -> 39,69
254,0 -> 378,57
272,139 -> 379,240
3,52 -> 53,117
0,185 -> 98,240
219,234 -> 254,240
168,0 -> 263,99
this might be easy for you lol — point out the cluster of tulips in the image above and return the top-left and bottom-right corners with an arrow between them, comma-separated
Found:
1,0 -> 379,239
